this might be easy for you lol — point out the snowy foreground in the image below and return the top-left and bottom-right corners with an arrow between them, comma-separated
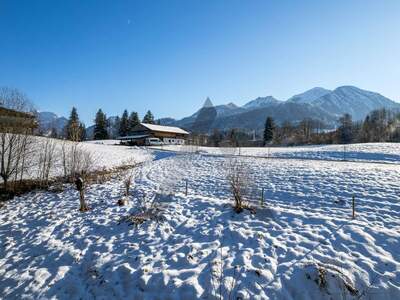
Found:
154,143 -> 400,164
1,149 -> 400,299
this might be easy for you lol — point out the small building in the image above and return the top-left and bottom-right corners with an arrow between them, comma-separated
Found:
118,123 -> 189,146
0,107 -> 37,132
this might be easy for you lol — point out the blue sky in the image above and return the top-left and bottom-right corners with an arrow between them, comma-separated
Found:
1,0 -> 399,125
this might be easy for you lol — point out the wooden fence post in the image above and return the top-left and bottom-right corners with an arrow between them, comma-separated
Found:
352,195 -> 355,219
185,179 -> 188,196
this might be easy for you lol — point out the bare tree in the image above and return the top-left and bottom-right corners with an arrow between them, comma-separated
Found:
0,133 -> 34,190
224,157 -> 253,213
60,142 -> 96,181
37,138 -> 57,187
0,87 -> 38,191
0,87 -> 35,113
15,133 -> 36,183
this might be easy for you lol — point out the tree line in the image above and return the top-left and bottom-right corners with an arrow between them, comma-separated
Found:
199,108 -> 400,147
51,107 -> 156,141
261,108 -> 400,146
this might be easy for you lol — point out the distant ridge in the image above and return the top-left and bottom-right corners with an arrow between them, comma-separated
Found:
167,85 -> 400,132
38,85 -> 400,134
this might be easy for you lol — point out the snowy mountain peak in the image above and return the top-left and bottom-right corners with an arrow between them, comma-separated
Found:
313,85 -> 400,120
333,85 -> 383,98
226,102 -> 238,108
37,111 -> 60,121
37,111 -> 68,135
203,97 -> 214,108
243,96 -> 280,109
288,87 -> 331,104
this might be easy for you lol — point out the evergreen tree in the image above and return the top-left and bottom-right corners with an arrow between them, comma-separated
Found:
79,123 -> 87,141
119,110 -> 129,136
263,116 -> 275,145
128,111 -> 140,134
50,127 -> 58,139
108,116 -> 120,139
338,113 -> 353,144
142,110 -> 155,124
66,107 -> 82,141
93,109 -> 109,140
359,115 -> 372,142
210,128 -> 223,147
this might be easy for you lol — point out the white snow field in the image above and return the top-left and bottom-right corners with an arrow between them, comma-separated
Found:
78,141 -> 152,169
7,137 -> 153,180
154,143 -> 400,164
1,150 -> 400,299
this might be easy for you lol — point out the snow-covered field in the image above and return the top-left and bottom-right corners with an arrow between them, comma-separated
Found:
1,148 -> 400,299
78,141 -> 151,169
154,143 -> 400,164
4,137 -> 153,180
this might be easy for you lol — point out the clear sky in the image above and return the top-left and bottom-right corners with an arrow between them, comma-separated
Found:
1,0 -> 399,125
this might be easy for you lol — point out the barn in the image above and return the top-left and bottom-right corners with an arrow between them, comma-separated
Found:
118,123 -> 189,146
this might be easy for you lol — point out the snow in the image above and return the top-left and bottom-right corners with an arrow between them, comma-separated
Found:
243,96 -> 280,109
78,141 -> 152,168
140,123 -> 189,135
1,136 -> 153,181
40,137 -> 152,176
1,148 -> 400,299
84,139 -> 121,145
153,143 -> 400,164
287,87 -> 331,104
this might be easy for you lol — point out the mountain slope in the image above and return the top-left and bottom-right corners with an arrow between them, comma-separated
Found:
312,86 -> 400,120
168,86 -> 400,132
243,96 -> 281,110
37,111 -> 68,134
288,87 -> 331,104
212,102 -> 336,131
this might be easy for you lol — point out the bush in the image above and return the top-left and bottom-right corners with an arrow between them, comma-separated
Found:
225,157 -> 252,213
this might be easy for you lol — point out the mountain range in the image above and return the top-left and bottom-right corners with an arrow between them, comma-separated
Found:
160,86 -> 400,132
36,111 -> 68,135
37,85 -> 400,136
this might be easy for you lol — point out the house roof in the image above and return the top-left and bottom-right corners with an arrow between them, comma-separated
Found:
0,107 -> 37,130
118,134 -> 150,140
140,123 -> 189,135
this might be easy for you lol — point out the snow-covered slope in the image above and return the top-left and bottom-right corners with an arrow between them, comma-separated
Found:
288,87 -> 331,104
312,86 -> 400,120
1,152 -> 399,299
243,96 -> 281,110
